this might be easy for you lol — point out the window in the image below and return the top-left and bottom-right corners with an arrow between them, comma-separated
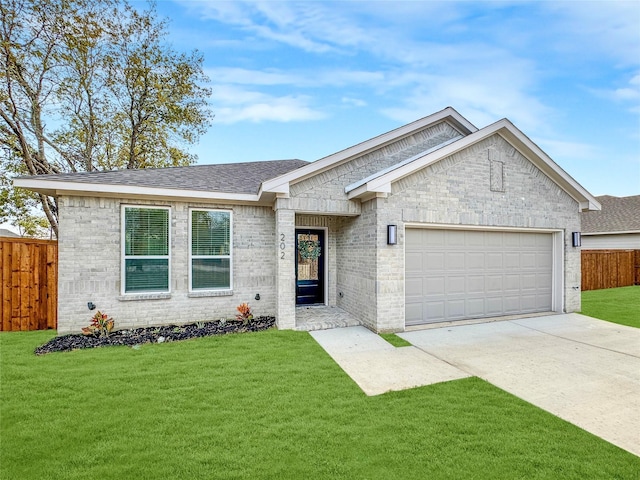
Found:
122,206 -> 170,294
190,209 -> 232,291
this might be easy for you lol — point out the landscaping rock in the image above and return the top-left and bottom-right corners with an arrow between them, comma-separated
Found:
34,317 -> 276,355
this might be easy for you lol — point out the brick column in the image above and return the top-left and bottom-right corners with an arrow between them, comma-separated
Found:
275,200 -> 296,329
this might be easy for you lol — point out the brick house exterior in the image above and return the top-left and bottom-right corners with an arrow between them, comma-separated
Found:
16,107 -> 600,334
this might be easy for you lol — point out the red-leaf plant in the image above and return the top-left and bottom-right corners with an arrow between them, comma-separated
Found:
235,303 -> 254,324
82,311 -> 115,337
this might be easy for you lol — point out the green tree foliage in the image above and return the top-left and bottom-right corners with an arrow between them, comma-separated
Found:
0,0 -> 212,237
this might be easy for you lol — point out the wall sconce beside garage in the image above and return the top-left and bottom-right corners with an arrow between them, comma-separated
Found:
387,225 -> 397,245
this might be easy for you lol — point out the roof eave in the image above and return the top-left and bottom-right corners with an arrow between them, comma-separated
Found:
13,178 -> 263,205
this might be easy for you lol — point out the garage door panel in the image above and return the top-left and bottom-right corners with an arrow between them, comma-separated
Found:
467,252 -> 485,269
486,252 -> 503,269
425,302 -> 445,322
486,275 -> 503,292
446,276 -> 466,294
405,304 -> 423,324
405,277 -> 423,297
426,252 -> 445,270
447,252 -> 466,269
447,300 -> 466,318
521,274 -> 537,290
425,277 -> 445,295
465,230 -> 486,247
467,275 -> 486,294
406,229 -> 553,325
505,252 -> 520,268
504,296 -> 521,313
405,252 -> 424,272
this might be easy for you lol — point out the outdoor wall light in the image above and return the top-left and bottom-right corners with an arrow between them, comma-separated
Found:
87,301 -> 96,311
255,293 -> 261,301
387,225 -> 398,245
572,232 -> 581,248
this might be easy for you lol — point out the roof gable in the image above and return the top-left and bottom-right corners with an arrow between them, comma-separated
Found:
346,118 -> 600,212
260,106 -> 476,195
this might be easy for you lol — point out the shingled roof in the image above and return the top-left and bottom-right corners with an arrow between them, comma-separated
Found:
24,159 -> 309,195
582,195 -> 640,233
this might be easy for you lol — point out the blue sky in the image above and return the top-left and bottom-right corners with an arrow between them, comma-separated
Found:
154,1 -> 638,196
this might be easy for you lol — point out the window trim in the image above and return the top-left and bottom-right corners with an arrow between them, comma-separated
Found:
188,208 -> 233,292
121,205 -> 171,295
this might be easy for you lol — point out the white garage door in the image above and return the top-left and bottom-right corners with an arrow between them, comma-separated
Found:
405,229 -> 553,326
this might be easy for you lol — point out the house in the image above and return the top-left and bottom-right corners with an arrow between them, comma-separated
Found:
15,107 -> 600,334
0,228 -> 20,238
581,195 -> 640,249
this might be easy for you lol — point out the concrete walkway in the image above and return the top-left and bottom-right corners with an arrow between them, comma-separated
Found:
310,314 -> 640,457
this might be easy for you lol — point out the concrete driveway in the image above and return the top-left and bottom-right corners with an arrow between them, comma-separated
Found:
399,313 -> 640,457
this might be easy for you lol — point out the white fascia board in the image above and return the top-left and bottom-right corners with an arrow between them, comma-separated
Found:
13,178 -> 261,204
348,119 -> 601,212
496,121 -> 601,211
261,107 -> 477,193
582,230 -> 640,236
345,134 -> 464,193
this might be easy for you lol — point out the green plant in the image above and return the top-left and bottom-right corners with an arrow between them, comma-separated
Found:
235,303 -> 254,324
81,311 -> 114,337
298,239 -> 321,260
195,321 -> 205,329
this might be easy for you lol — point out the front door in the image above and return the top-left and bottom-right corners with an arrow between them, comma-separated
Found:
295,229 -> 325,305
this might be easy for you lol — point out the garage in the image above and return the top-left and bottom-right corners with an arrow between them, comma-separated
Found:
405,228 -> 554,326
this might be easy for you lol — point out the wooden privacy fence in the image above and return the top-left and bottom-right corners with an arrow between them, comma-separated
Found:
581,249 -> 640,291
1,238 -> 57,331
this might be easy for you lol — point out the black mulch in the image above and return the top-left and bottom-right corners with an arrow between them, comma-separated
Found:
35,316 -> 276,355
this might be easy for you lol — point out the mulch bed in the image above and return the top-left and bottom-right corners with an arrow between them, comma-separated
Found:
35,316 -> 276,355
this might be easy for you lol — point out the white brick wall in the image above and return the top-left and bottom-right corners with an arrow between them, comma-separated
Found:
57,196 -> 276,333
56,124 -> 583,334
374,134 -> 581,330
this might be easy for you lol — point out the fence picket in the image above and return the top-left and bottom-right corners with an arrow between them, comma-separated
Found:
0,238 -> 57,331
581,249 -> 639,291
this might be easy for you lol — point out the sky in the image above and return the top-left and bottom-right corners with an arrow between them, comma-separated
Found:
3,0 -> 638,235
146,0 -> 640,198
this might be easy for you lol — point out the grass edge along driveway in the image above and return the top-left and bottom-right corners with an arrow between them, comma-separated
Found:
1,329 -> 638,479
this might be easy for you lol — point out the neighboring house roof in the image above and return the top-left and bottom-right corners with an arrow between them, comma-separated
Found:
0,228 -> 20,237
13,106 -> 600,211
582,195 -> 640,234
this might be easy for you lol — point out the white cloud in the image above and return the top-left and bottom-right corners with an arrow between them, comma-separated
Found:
341,97 -> 367,107
210,85 -> 325,124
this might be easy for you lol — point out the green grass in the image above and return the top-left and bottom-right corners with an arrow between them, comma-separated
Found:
379,332 -> 413,347
1,330 -> 638,479
581,286 -> 640,328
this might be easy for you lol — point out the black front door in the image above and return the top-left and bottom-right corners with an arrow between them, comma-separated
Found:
295,229 -> 325,305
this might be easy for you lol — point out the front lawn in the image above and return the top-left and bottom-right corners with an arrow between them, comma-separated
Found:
581,285 -> 640,328
1,330 -> 638,479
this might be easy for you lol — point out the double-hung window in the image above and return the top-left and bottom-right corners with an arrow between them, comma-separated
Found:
190,209 -> 232,291
122,206 -> 170,294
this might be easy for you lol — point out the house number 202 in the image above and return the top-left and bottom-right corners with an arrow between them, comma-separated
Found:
280,233 -> 286,259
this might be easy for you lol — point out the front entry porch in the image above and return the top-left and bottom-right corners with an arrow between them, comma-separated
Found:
295,305 -> 361,331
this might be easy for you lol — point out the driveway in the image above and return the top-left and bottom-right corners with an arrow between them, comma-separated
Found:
399,313 -> 640,457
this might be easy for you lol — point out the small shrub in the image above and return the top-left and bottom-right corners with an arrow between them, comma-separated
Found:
236,303 -> 254,324
82,311 -> 115,337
